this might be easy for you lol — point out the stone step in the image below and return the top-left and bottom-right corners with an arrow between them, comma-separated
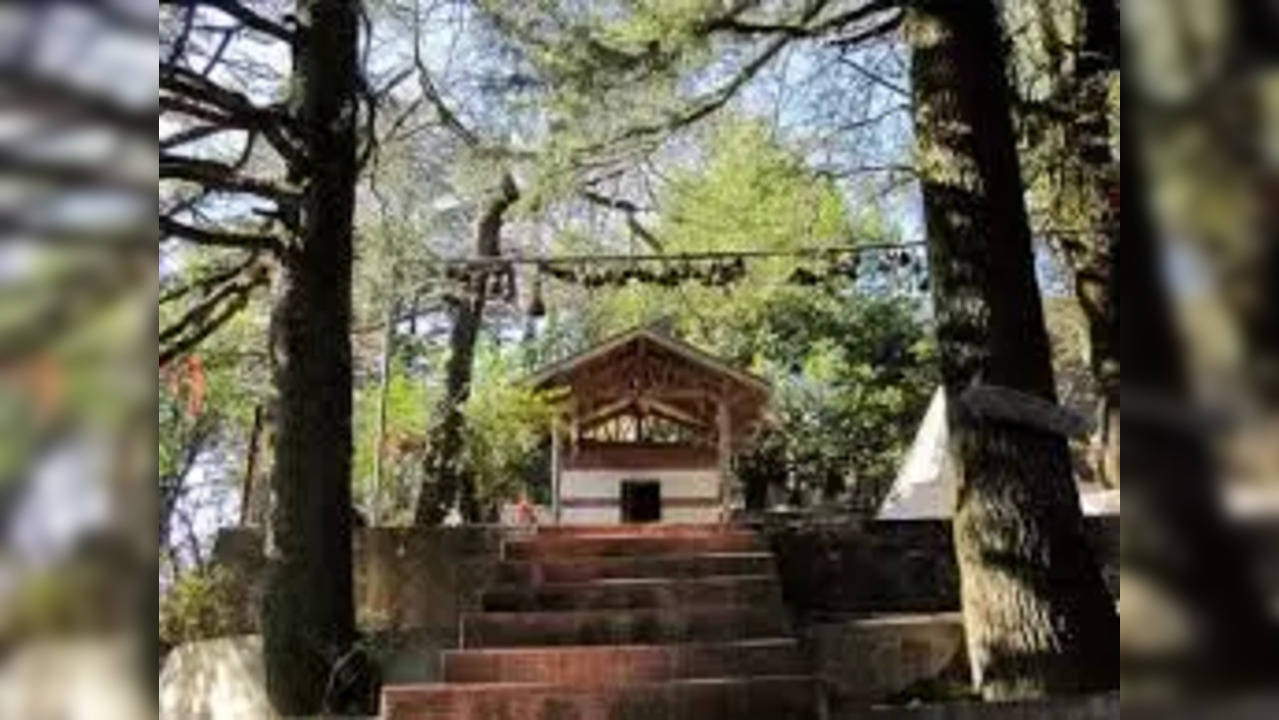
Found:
460,606 -> 789,648
503,533 -> 765,560
382,675 -> 817,720
441,639 -> 805,685
529,523 -> 743,537
495,553 -> 777,585
481,575 -> 782,612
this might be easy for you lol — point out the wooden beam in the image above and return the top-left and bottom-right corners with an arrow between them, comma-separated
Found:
640,397 -> 709,429
579,396 -> 636,427
551,415 -> 562,524
717,398 -> 732,516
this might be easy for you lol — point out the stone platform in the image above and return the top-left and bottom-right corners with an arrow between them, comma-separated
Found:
380,524 -> 817,720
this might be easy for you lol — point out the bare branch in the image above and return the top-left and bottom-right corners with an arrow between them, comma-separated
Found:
0,147 -> 153,194
160,273 -> 265,367
0,65 -> 156,135
828,11 -> 904,48
579,190 -> 663,251
161,0 -> 295,44
160,252 -> 261,305
67,0 -> 157,35
161,153 -> 300,201
836,55 -> 908,97
160,65 -> 306,165
161,123 -> 237,150
160,216 -> 282,252
412,0 -> 479,147
160,262 -> 268,346
578,191 -> 648,215
703,0 -> 899,38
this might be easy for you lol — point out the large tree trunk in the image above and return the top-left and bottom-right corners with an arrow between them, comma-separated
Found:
1119,116 -> 1279,696
1069,0 -> 1121,489
907,0 -> 1118,699
260,0 -> 359,714
1006,0 -> 1120,487
415,173 -> 518,525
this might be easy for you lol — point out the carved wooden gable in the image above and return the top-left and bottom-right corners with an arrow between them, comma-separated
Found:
529,327 -> 770,448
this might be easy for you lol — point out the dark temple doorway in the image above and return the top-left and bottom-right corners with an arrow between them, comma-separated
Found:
621,480 -> 661,523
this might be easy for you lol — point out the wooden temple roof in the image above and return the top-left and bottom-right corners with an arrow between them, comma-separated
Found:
528,326 -> 771,446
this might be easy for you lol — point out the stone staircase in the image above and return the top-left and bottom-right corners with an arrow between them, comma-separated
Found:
381,524 -> 817,720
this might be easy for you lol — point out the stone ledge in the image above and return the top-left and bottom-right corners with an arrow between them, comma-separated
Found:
809,612 -> 968,707
836,694 -> 1119,720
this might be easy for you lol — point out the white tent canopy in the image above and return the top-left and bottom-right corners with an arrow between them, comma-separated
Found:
877,387 -> 1119,519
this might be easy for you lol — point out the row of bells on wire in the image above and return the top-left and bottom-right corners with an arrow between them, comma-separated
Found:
439,249 -> 928,318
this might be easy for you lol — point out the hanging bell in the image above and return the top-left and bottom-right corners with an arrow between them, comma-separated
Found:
503,263 -> 517,304
528,266 -> 546,318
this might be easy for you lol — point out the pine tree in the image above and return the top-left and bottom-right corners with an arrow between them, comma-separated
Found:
260,0 -> 360,712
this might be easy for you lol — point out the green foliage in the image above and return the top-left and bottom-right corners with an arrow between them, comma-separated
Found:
538,119 -> 936,510
460,345 -> 558,511
735,289 -> 936,510
159,250 -> 272,555
351,343 -> 557,523
160,566 -> 246,647
352,356 -> 436,524
573,119 -> 856,344
660,121 -> 849,253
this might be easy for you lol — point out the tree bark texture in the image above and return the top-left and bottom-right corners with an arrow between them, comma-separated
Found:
238,404 -> 266,526
261,0 -> 359,714
1005,0 -> 1120,486
415,173 -> 518,525
1119,119 -> 1279,695
907,0 -> 1118,699
371,300 -> 398,527
1065,0 -> 1120,488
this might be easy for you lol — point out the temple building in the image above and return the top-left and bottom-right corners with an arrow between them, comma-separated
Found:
529,325 -> 771,525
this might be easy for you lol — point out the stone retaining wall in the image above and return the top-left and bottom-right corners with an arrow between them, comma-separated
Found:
836,694 -> 1119,720
808,613 -> 969,708
757,516 -> 1120,622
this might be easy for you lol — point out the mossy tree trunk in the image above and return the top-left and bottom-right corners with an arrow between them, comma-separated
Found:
1008,0 -> 1121,487
261,0 -> 359,714
906,0 -> 1118,699
416,173 -> 518,525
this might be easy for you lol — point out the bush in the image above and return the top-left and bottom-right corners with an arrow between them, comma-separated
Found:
160,566 -> 246,646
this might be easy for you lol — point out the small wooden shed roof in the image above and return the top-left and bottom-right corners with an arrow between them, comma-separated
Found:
529,325 -> 771,445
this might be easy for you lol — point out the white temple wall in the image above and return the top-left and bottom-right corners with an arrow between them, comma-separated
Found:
559,468 -> 721,524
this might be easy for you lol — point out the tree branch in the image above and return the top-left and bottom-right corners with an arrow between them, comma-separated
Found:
602,32 -> 794,150
836,55 -> 908,97
703,0 -> 899,38
161,153 -> 300,201
0,66 -> 156,135
828,11 -> 904,47
0,147 -> 152,194
412,0 -> 479,147
0,261 -> 144,365
160,216 -> 282,252
160,123 -> 231,150
159,265 -> 269,367
161,0 -> 295,44
579,190 -> 663,251
160,264 -> 265,345
160,65 -> 305,165
160,252 -> 261,305
68,0 -> 157,35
